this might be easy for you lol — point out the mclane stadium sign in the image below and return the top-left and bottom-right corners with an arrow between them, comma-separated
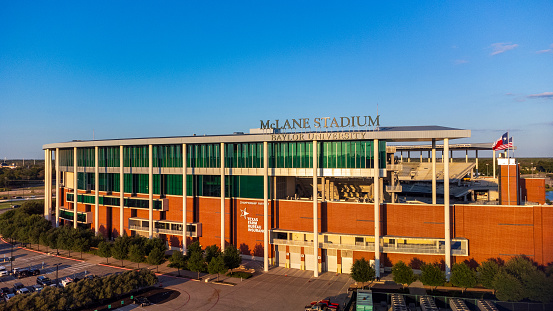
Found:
260,115 -> 380,130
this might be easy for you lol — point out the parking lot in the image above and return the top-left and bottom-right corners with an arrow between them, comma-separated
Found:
0,239 -> 123,302
0,237 -> 355,310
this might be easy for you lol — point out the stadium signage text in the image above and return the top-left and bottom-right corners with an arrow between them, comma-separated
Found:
271,132 -> 369,141
260,115 -> 379,131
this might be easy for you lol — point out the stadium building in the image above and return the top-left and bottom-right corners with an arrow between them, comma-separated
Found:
42,117 -> 550,278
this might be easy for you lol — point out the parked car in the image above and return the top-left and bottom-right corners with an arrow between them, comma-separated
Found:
60,277 -> 73,287
15,269 -> 30,279
3,293 -> 15,302
30,285 -> 43,293
30,269 -> 40,276
10,205 -> 21,209
132,296 -> 151,307
0,266 -> 8,277
37,276 -> 52,286
16,287 -> 30,295
13,282 -> 24,291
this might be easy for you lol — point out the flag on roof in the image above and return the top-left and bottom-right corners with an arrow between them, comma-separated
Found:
492,132 -> 513,151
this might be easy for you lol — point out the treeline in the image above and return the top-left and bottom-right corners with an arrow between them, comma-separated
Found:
0,269 -> 157,311
96,235 -> 168,270
0,164 -> 46,189
167,242 -> 243,280
351,257 -> 553,303
0,201 -> 102,259
0,201 -> 168,268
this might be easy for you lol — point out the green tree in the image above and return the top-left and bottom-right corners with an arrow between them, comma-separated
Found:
168,251 -> 187,276
392,260 -> 416,288
419,263 -> 445,290
97,241 -> 112,264
187,241 -> 202,256
188,251 -> 205,279
450,262 -> 477,292
147,246 -> 166,272
208,255 -> 227,281
205,244 -> 221,264
350,258 -> 375,288
129,244 -> 146,269
73,236 -> 90,259
493,270 -> 525,302
223,244 -> 242,269
477,259 -> 500,289
112,236 -> 129,267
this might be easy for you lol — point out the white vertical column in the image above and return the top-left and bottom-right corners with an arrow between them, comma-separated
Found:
94,146 -> 99,235
44,149 -> 50,220
220,143 -> 225,251
148,145 -> 153,239
432,139 -> 436,204
444,138 -> 451,280
475,150 -> 479,174
374,139 -> 380,278
312,140 -> 318,277
182,143 -> 187,254
120,146 -> 124,237
465,150 -> 468,163
263,141 -> 269,272
55,148 -> 60,227
493,150 -> 496,178
73,147 -> 78,228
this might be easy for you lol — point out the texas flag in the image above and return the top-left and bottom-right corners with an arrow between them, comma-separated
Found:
492,132 -> 513,151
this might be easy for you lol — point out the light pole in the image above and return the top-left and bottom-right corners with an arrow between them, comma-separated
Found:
486,164 -> 489,176
54,263 -> 61,287
531,163 -> 533,178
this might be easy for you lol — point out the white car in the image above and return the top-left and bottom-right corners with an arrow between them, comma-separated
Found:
0,270 -> 8,277
17,287 -> 30,295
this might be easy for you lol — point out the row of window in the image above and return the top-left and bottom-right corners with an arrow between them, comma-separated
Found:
66,193 -> 163,210
74,173 -> 265,199
59,141 -> 387,169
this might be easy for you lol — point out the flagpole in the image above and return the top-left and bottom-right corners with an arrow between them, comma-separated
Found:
507,131 -> 510,205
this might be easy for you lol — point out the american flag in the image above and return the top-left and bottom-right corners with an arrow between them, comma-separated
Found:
492,132 -> 513,151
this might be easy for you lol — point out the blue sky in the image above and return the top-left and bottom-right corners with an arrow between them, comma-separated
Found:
1,1 -> 552,159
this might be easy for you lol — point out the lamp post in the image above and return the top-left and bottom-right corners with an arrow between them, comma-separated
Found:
10,238 -> 14,275
486,164 -> 489,176
531,163 -> 533,178
54,263 -> 62,287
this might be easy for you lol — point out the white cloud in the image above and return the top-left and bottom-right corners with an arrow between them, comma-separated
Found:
527,92 -> 553,99
490,42 -> 518,56
454,59 -> 468,65
536,44 -> 553,54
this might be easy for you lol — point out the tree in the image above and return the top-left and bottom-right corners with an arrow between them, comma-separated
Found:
97,241 -> 112,264
477,259 -> 500,289
350,258 -> 375,288
419,263 -> 445,290
129,244 -> 146,269
205,245 -> 221,264
73,237 -> 90,259
112,237 -> 129,267
168,251 -> 186,276
147,246 -> 166,272
223,244 -> 242,270
392,261 -> 416,288
188,251 -> 205,279
493,270 -> 525,302
450,262 -> 477,292
208,255 -> 227,281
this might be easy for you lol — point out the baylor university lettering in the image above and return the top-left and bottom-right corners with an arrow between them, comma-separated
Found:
260,115 -> 380,130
